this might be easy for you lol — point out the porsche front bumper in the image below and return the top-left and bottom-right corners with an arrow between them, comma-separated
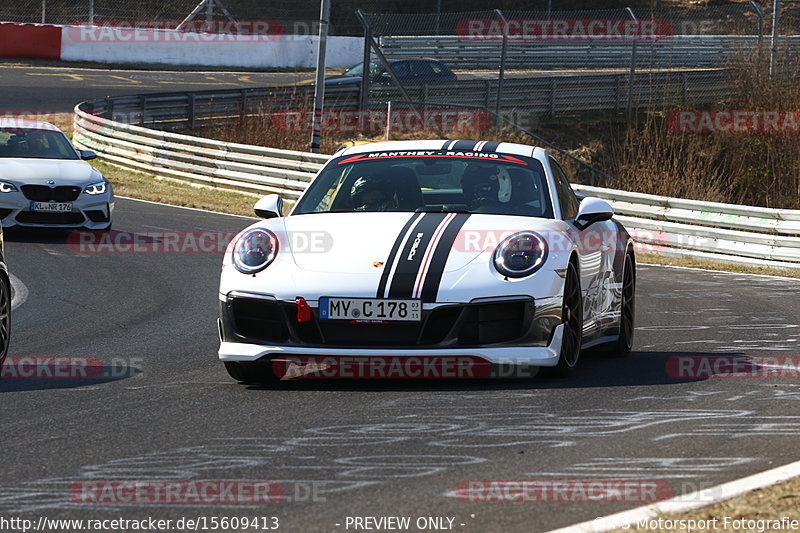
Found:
217,292 -> 564,368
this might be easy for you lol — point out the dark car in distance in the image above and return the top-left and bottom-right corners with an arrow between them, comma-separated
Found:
323,59 -> 457,86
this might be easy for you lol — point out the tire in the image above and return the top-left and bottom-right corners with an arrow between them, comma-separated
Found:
545,260 -> 583,378
596,253 -> 636,358
0,273 -> 10,370
224,361 -> 280,384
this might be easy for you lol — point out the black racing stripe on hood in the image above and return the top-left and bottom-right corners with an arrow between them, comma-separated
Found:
376,212 -> 423,298
451,140 -> 478,151
387,212 -> 448,299
420,213 -> 471,302
480,141 -> 501,152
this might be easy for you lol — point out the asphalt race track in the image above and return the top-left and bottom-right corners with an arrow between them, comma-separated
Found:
2,64 -> 800,532
2,197 -> 799,532
0,67 -> 309,112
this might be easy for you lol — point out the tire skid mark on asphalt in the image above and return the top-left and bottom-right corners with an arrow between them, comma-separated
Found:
10,273 -> 28,311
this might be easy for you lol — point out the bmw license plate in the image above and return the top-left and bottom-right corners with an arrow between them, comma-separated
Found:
32,201 -> 73,212
319,297 -> 421,322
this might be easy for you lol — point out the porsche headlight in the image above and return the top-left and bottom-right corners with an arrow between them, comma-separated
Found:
0,181 -> 17,193
84,181 -> 107,195
232,229 -> 279,274
493,231 -> 548,278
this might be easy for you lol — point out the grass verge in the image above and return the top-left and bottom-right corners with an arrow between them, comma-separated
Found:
611,476 -> 800,532
92,160 -> 257,218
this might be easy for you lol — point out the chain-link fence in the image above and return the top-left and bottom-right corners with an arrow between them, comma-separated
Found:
356,5 -> 799,123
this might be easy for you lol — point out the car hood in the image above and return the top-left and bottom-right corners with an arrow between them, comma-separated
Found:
282,212 -> 566,274
0,158 -> 101,185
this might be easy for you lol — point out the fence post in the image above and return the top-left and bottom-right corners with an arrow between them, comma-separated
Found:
309,0 -> 331,153
750,0 -> 764,65
625,7 -> 639,116
769,0 -> 781,79
356,9 -> 372,133
88,0 -> 94,24
494,9 -> 509,122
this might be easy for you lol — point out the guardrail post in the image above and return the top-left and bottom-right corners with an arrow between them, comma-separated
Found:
625,7 -> 638,116
494,9 -> 509,121
549,79 -> 557,115
139,95 -> 146,127
682,71 -> 688,104
187,94 -> 196,130
240,91 -> 247,126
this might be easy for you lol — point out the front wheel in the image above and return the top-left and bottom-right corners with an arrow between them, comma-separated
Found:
545,261 -> 583,378
596,253 -> 635,358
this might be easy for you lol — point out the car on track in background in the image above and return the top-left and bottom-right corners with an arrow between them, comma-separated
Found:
0,119 -> 113,230
218,140 -> 636,383
323,58 -> 457,86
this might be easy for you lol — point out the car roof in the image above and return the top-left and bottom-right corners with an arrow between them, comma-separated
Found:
0,119 -> 61,132
334,139 -> 546,160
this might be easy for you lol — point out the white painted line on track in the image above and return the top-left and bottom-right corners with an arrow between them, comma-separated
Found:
10,273 -> 28,311
544,458 -> 800,533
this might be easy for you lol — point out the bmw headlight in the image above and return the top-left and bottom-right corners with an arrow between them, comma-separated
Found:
0,181 -> 17,193
84,181 -> 107,195
493,231 -> 548,278
232,228 -> 279,274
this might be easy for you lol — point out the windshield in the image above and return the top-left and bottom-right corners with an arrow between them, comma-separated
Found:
293,150 -> 554,218
0,128 -> 79,160
342,62 -> 383,78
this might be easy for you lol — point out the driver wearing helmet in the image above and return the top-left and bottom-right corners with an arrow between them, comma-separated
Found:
350,174 -> 400,212
461,164 -> 513,210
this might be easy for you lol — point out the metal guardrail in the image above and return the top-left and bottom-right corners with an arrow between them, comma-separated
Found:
574,184 -> 800,269
379,35 -> 800,69
79,70 -> 731,128
74,104 -> 800,269
73,106 -> 327,198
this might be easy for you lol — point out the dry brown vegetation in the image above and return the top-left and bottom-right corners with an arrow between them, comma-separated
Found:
199,55 -> 800,210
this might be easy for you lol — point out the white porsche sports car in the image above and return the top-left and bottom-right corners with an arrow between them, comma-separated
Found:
218,140 -> 635,382
0,119 -> 113,230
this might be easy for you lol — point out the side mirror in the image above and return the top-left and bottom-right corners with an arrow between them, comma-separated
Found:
78,149 -> 97,161
254,194 -> 284,219
574,197 -> 613,230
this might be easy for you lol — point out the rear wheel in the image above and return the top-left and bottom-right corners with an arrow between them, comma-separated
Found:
545,261 -> 583,378
224,361 -> 280,384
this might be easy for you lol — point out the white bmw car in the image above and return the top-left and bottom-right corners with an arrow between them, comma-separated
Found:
218,140 -> 636,382
0,119 -> 113,230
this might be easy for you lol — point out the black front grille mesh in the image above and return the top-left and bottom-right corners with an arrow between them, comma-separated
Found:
21,185 -> 82,202
227,297 -> 532,347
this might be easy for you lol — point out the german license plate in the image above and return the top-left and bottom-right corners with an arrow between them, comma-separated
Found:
32,202 -> 73,212
318,297 -> 421,322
